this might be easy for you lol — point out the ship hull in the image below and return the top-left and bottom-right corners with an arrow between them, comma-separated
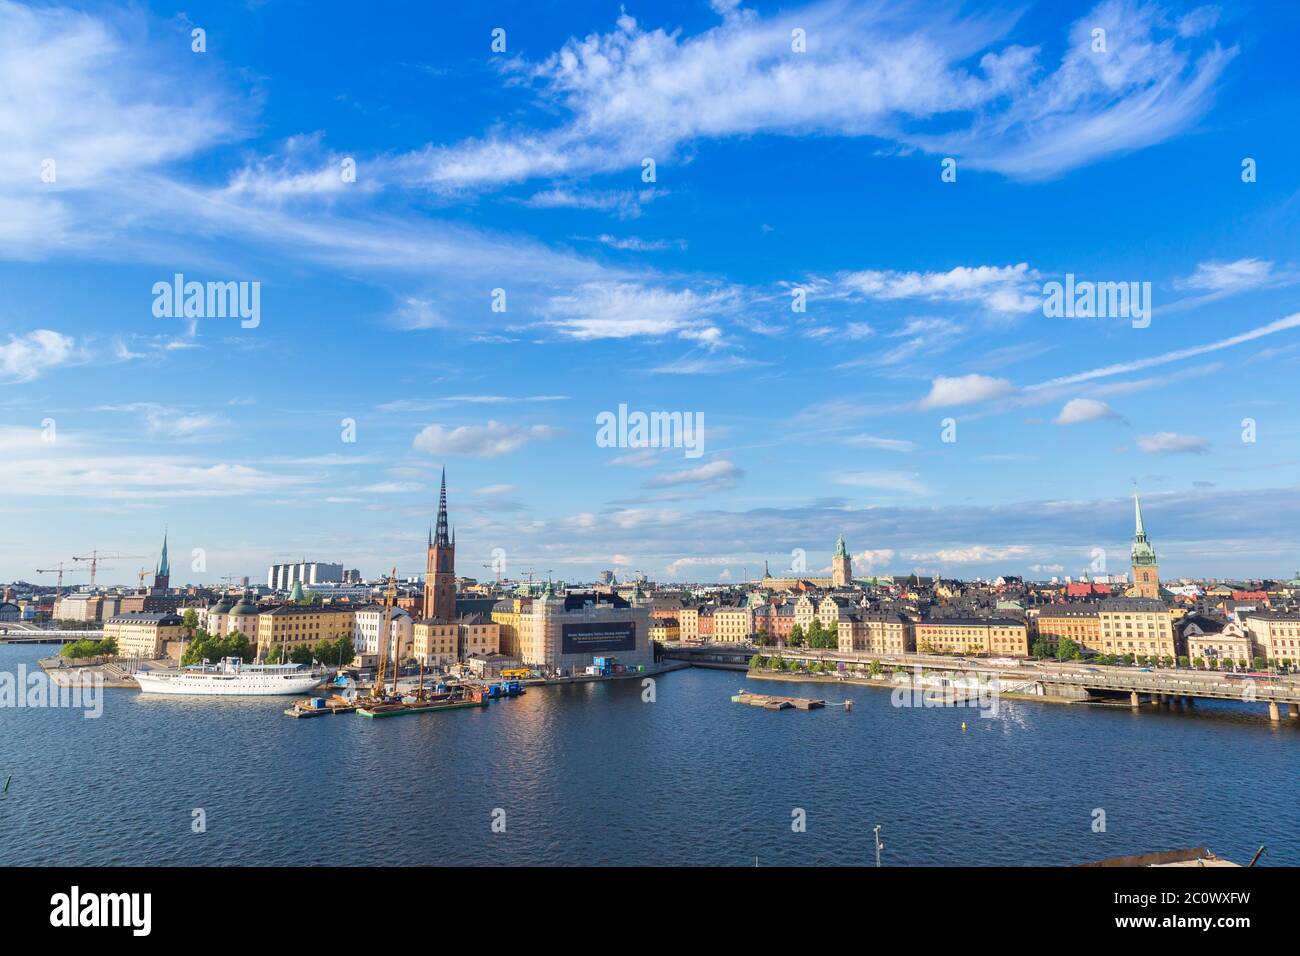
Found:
133,671 -> 322,696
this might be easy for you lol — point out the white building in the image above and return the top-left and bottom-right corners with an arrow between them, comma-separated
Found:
353,606 -> 413,664
266,562 -> 344,591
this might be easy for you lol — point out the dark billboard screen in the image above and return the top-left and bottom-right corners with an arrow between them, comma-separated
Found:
561,621 -> 637,655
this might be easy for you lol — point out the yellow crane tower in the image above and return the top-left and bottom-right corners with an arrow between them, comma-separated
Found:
371,568 -> 398,700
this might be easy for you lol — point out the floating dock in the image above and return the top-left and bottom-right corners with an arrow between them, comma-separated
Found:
732,690 -> 826,711
284,695 -> 357,718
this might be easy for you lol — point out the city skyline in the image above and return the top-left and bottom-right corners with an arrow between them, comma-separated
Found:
2,0 -> 1300,583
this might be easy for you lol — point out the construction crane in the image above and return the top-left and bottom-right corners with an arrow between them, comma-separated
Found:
371,568 -> 398,700
35,562 -> 80,596
72,551 -> 146,588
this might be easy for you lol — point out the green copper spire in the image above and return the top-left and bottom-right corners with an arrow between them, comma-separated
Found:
834,535 -> 848,558
157,529 -> 170,578
1131,493 -> 1157,566
289,580 -> 307,603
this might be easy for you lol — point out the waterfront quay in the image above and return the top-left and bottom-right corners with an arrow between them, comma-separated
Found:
665,643 -> 1300,722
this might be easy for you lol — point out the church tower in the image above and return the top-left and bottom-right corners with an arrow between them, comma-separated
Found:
153,530 -> 170,591
1129,493 -> 1160,599
831,535 -> 852,588
423,469 -> 456,621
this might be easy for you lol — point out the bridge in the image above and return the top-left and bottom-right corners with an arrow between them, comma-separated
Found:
0,629 -> 105,644
663,643 -> 1300,722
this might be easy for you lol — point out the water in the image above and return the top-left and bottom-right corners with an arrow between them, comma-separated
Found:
1,643 -> 1296,866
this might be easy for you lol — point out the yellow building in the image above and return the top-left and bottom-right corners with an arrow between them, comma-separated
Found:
915,618 -> 1029,656
413,620 -> 459,668
1032,604 -> 1101,653
712,606 -> 753,643
649,617 -> 680,643
1096,598 -> 1175,660
459,614 -> 500,659
1241,612 -> 1300,665
491,596 -> 532,659
103,612 -> 184,659
256,605 -> 354,660
676,606 -> 700,642
837,610 -> 912,655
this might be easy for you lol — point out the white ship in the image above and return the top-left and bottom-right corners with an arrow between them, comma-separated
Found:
133,657 -> 323,696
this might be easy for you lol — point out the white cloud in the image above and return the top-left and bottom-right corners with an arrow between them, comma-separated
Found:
404,1 -> 1227,189
833,470 -> 929,495
851,548 -> 896,570
1027,313 -> 1300,390
841,264 -> 1041,314
1136,431 -> 1209,454
411,421 -> 560,458
847,435 -> 916,452
1054,397 -> 1118,424
541,282 -> 739,341
647,459 -> 743,488
1176,258 -> 1276,293
918,374 -> 1016,409
908,545 -> 1032,563
0,329 -> 79,383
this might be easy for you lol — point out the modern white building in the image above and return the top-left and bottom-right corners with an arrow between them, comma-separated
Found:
267,562 -> 345,591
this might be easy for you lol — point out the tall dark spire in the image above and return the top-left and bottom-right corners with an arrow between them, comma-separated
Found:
434,467 -> 451,547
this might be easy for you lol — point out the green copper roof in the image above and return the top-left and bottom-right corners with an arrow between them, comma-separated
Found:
289,580 -> 307,603
156,530 -> 170,577
834,535 -> 848,558
1130,493 -> 1157,566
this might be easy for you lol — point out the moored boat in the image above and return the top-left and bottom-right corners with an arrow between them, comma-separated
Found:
133,657 -> 322,696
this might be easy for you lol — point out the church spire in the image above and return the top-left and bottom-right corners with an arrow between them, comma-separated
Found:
1133,491 -> 1147,539
434,467 -> 451,548
157,528 -> 170,577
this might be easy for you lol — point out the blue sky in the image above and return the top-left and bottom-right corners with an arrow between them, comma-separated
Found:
2,0 -> 1300,586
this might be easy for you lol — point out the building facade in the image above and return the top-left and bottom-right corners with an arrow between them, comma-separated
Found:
1096,598 -> 1176,659
255,605 -> 354,659
915,618 -> 1029,656
103,612 -> 184,659
511,590 -> 652,672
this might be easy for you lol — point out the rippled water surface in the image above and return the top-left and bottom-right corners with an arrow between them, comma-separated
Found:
1,644 -> 1296,866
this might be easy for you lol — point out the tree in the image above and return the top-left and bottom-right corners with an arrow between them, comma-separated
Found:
1253,656 -> 1267,672
1177,655 -> 1189,669
750,654 -> 768,670
1031,638 -> 1050,659
1057,638 -> 1082,661
788,623 -> 805,648
869,659 -> 882,676
181,608 -> 199,637
1192,657 -> 1204,670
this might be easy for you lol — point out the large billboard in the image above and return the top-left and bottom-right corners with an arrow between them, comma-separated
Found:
561,620 -> 637,655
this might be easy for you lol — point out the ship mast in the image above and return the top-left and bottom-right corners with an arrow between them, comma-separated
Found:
373,568 -> 397,698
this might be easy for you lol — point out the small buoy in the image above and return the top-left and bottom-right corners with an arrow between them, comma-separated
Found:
961,722 -> 967,731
